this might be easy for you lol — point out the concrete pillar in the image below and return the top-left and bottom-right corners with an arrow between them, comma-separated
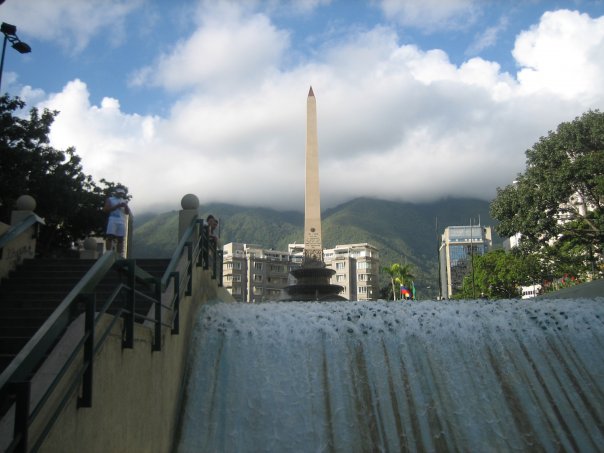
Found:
80,237 -> 101,259
179,194 -> 200,241
1,195 -> 38,278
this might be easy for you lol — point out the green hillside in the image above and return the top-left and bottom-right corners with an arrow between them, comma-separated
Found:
131,197 -> 498,298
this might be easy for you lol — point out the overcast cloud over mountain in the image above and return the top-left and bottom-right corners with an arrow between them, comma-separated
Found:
2,0 -> 604,213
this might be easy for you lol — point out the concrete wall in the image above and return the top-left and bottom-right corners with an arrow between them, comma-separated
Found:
0,220 -> 37,281
37,264 -> 233,453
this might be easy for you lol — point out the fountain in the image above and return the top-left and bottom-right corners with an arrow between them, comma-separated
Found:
176,298 -> 604,452
284,261 -> 346,301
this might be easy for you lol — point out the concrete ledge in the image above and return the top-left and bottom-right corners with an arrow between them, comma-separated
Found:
35,266 -> 233,453
537,279 -> 604,299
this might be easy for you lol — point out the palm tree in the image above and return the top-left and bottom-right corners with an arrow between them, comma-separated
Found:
398,263 -> 416,288
382,263 -> 416,300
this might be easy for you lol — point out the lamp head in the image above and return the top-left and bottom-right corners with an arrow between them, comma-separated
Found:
1,23 -> 17,36
12,41 -> 31,54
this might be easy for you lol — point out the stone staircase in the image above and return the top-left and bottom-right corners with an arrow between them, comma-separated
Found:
0,258 -> 170,375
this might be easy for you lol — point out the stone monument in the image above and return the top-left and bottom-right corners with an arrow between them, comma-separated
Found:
282,87 -> 345,301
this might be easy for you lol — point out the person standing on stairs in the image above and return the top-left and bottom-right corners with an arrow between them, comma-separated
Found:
104,186 -> 131,257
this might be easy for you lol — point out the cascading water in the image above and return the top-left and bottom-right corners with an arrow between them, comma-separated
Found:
176,299 -> 604,452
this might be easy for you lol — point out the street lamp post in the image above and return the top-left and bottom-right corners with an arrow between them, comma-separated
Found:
0,22 -> 31,92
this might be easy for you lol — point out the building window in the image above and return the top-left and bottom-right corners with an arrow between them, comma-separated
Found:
358,286 -> 367,294
232,274 -> 242,282
336,262 -> 345,270
253,286 -> 263,295
270,264 -> 284,272
234,262 -> 242,270
253,274 -> 263,282
336,274 -> 346,282
254,262 -> 263,271
358,274 -> 368,281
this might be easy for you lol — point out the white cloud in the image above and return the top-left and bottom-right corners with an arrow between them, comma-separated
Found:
36,6 -> 604,214
514,9 -> 604,101
466,17 -> 509,55
0,0 -> 143,53
377,0 -> 480,30
130,3 -> 290,93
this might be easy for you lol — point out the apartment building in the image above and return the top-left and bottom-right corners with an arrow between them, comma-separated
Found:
323,243 -> 380,301
222,243 -> 292,303
439,225 -> 493,298
223,242 -> 381,302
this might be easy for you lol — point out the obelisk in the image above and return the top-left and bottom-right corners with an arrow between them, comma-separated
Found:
281,87 -> 345,300
304,86 -> 323,265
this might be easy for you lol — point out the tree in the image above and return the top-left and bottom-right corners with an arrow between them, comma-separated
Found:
381,263 -> 415,300
490,110 -> 604,279
457,249 -> 542,299
0,95 -> 125,255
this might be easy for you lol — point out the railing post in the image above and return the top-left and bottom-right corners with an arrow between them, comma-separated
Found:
212,240 -> 217,280
153,277 -> 162,351
11,380 -> 30,453
196,219 -> 204,268
171,272 -> 180,335
123,259 -> 135,349
202,225 -> 209,270
217,249 -> 224,287
78,293 -> 95,408
186,242 -> 193,296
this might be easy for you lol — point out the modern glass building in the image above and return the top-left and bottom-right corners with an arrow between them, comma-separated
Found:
439,225 -> 492,298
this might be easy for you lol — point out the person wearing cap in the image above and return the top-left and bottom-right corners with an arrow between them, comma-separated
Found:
104,186 -> 130,257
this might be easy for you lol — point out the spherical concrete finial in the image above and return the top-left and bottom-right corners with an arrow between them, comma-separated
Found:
181,194 -> 200,210
83,237 -> 98,251
16,195 -> 36,211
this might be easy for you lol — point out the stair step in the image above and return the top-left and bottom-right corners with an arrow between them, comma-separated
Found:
0,257 -> 171,375
0,299 -> 70,309
1,325 -> 40,337
0,337 -> 31,354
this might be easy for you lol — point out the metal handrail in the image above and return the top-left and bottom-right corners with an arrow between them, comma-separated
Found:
0,213 -> 45,255
0,212 -> 223,452
0,251 -> 117,391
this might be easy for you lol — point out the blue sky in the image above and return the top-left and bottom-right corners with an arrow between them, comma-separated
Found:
2,0 -> 604,213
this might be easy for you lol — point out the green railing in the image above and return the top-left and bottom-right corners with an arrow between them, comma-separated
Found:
0,215 -> 222,453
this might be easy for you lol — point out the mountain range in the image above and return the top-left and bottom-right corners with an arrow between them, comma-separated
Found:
131,197 -> 501,298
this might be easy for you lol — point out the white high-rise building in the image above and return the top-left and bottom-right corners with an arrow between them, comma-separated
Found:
323,243 -> 380,301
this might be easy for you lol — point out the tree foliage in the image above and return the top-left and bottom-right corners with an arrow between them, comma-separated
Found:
490,110 -> 604,278
381,262 -> 415,300
457,249 -> 542,299
0,95 -> 125,255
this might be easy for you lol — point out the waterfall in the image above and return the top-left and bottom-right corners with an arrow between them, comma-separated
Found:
176,299 -> 604,452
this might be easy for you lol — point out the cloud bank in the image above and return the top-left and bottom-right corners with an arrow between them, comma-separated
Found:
8,3 -> 604,214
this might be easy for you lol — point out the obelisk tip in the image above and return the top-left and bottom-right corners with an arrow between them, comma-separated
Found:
308,86 -> 314,97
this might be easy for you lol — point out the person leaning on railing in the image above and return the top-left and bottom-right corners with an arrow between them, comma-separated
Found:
204,214 -> 219,276
205,214 -> 218,243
